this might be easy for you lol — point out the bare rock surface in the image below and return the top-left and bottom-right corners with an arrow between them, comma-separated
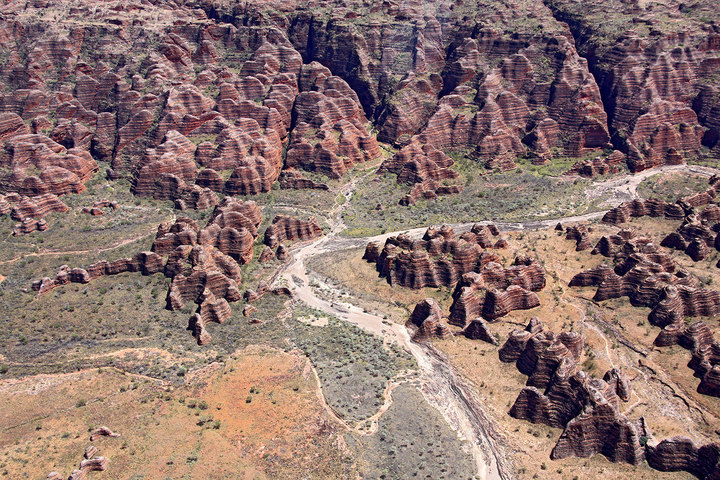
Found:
264,214 -> 323,248
364,223 -> 512,290
501,318 -> 645,465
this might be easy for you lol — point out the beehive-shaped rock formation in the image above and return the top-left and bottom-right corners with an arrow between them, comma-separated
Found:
646,437 -> 720,479
406,298 -> 452,341
263,215 -> 323,249
285,62 -> 381,178
571,228 -> 720,397
33,198 -> 262,345
364,224 -> 510,290
378,140 -> 462,205
562,223 -> 592,251
448,256 -> 546,326
500,318 -> 645,465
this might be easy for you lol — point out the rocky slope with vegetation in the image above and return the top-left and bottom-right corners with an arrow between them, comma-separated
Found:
1,1 -> 720,479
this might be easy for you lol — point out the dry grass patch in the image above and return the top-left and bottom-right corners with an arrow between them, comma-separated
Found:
0,347 -> 355,480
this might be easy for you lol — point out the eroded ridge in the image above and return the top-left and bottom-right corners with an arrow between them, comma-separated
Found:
569,224 -> 720,397
500,318 -> 645,464
363,224 -> 511,289
31,198 -> 286,345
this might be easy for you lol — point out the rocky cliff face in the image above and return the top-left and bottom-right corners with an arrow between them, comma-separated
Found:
406,298 -> 452,341
447,257 -> 546,326
646,437 -> 720,479
207,0 -> 718,172
544,0 -> 720,170
569,224 -> 720,397
0,191 -> 69,235
364,224 -> 545,326
0,2 -> 381,211
1,0 -> 713,214
263,214 -> 323,249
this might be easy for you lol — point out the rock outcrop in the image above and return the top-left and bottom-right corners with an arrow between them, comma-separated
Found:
571,231 -> 706,325
0,192 -> 68,235
365,224 -> 510,290
81,200 -> 118,216
500,318 -> 645,465
602,198 -> 686,224
0,7 -> 389,215
1,134 -> 98,195
33,199 -> 262,345
544,0 -> 720,171
0,0 -> 717,220
263,215 -> 323,249
363,224 -> 542,326
448,256 -> 546,326
278,169 -> 329,190
662,216 -> 715,262
653,319 -> 720,397
285,62 -> 381,178
406,298 -> 451,341
373,21 -> 613,177
378,140 -> 462,205
646,437 -> 720,479
571,227 -> 720,396
565,151 -> 625,177
562,223 -> 592,251
50,427 -> 116,480
604,176 -> 720,226
463,317 -> 498,345
242,280 -> 294,304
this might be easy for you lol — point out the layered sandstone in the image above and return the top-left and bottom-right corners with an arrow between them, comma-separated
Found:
278,169 -> 329,190
463,317 -> 498,345
365,224 -> 510,290
378,140 -> 462,205
544,0 -> 720,170
406,298 -> 452,341
3,0 -> 714,217
646,437 -> 720,478
33,199 -> 262,345
263,215 -> 323,249
562,223 -> 593,251
0,10 -> 389,213
242,280 -> 294,304
1,134 -> 98,196
565,151 -> 625,177
571,228 -> 720,396
500,318 -> 645,465
10,193 -> 68,221
374,24 -> 613,174
448,257 -> 546,326
654,318 -> 720,397
602,198 -> 686,224
285,62 -> 381,178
